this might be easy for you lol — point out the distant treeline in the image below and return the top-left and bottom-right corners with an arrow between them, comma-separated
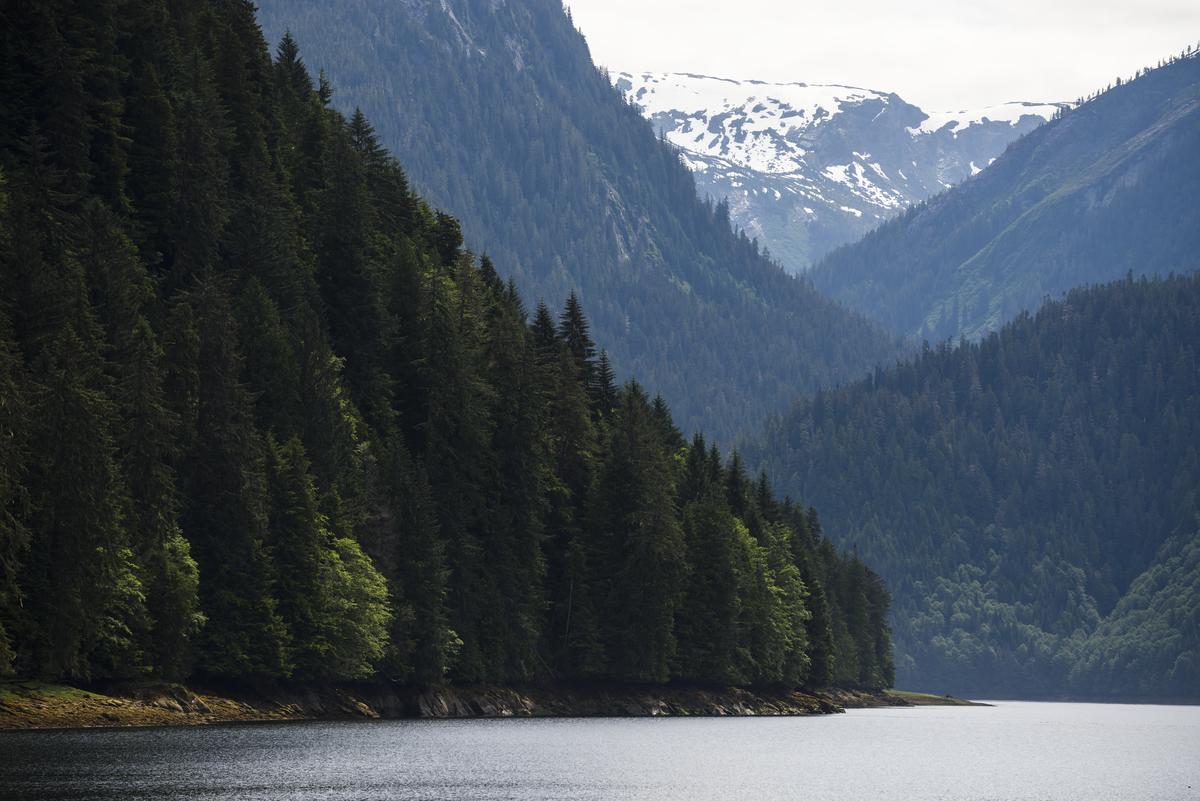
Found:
744,272 -> 1200,696
0,0 -> 892,691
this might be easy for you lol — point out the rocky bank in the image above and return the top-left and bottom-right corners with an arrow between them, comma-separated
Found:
0,680 -> 938,729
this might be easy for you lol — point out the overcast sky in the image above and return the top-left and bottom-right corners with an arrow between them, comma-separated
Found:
565,0 -> 1200,111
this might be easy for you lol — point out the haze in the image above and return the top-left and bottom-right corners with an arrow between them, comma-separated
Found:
566,0 -> 1200,110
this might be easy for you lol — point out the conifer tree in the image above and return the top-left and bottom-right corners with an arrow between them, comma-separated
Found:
594,349 -> 617,417
314,118 -> 393,432
558,291 -> 596,391
118,318 -> 202,679
475,288 -> 550,681
273,30 -> 311,97
379,435 -> 455,683
0,309 -> 30,677
176,278 -> 287,678
263,434 -> 331,678
675,483 -> 743,683
170,48 -> 231,291
590,380 -> 686,683
24,328 -> 145,679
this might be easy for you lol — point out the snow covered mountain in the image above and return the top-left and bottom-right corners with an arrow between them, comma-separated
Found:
614,72 -> 1066,273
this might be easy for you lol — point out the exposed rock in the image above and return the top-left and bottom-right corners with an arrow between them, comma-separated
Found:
0,679 -> 870,730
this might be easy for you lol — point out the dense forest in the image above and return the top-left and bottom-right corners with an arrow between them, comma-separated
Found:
249,0 -> 908,443
0,0 -> 892,692
743,273 -> 1200,696
809,46 -> 1200,342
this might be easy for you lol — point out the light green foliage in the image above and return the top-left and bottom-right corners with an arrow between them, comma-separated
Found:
1070,526 -> 1200,695
320,537 -> 392,680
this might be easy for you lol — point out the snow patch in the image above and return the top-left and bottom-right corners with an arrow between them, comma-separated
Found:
619,71 -> 883,175
905,102 -> 1060,136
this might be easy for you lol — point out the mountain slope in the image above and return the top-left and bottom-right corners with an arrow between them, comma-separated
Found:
741,273 -> 1200,696
615,72 -> 1060,272
808,50 -> 1200,342
251,0 -> 907,441
0,0 -> 893,691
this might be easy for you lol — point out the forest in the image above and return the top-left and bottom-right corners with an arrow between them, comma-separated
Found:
250,0 -> 908,444
0,0 -> 893,693
743,273 -> 1200,696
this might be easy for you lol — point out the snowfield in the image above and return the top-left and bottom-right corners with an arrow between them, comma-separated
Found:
613,71 -> 1065,272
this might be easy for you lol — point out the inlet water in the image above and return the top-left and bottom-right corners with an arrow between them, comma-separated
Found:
2,701 -> 1197,800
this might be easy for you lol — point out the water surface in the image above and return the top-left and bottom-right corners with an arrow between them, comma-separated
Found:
2,701 -> 1197,800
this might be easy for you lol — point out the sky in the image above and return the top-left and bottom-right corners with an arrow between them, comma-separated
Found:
565,0 -> 1200,111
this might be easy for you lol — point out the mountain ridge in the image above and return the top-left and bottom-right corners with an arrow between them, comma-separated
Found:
613,70 -> 1064,271
252,0 -> 908,442
807,48 -> 1200,341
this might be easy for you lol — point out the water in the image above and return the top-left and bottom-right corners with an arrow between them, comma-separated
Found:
1,701 -> 1198,800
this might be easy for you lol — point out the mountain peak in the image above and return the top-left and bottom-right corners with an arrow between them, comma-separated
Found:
614,70 -> 1063,271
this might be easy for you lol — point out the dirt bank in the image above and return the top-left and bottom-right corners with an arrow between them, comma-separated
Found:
0,680 -> 982,730
0,679 -> 848,729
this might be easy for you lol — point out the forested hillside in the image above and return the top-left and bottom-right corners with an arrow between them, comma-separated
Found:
0,0 -> 892,692
743,273 -> 1200,696
250,0 -> 908,442
809,46 -> 1200,342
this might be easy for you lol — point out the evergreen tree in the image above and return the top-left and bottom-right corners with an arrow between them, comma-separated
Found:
558,291 -> 596,391
531,301 -> 558,350
0,309 -> 30,677
24,328 -> 145,679
118,318 -> 202,679
176,278 -> 288,678
590,380 -> 686,683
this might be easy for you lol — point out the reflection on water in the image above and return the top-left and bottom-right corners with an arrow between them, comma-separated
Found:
1,701 -> 1198,800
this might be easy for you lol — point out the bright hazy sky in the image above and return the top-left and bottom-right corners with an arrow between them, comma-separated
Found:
565,0 -> 1200,111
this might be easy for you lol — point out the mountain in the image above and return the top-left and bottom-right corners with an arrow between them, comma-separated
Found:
808,49 -> 1200,342
250,0 -> 908,442
741,272 -> 1200,697
614,72 -> 1061,273
0,0 -> 893,691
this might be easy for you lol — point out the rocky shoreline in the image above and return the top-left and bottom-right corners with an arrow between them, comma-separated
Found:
0,679 -> 970,730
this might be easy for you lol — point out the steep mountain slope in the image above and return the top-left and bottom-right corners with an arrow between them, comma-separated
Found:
808,49 -> 1200,342
251,0 -> 907,441
616,72 -> 1060,272
0,0 -> 893,692
742,273 -> 1200,696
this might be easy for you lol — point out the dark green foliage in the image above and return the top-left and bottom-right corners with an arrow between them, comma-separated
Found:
589,381 -> 686,683
118,318 -> 202,680
675,484 -> 743,683
24,328 -> 145,679
177,278 -> 288,678
745,272 -> 1200,696
0,309 -> 30,677
0,0 -> 887,690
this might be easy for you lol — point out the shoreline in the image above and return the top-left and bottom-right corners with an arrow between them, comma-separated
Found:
0,680 -> 977,730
